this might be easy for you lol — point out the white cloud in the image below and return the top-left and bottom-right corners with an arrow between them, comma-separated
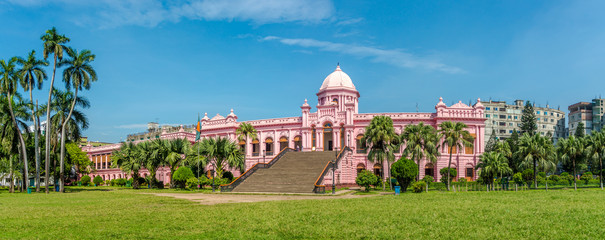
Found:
335,17 -> 363,26
262,36 -> 465,74
7,0 -> 334,27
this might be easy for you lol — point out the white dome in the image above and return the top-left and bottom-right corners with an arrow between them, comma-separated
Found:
319,66 -> 356,91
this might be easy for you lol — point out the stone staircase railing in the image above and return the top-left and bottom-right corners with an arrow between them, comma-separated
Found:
313,146 -> 352,194
220,147 -> 294,192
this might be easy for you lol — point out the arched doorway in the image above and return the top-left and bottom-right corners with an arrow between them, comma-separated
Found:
323,122 -> 333,151
465,163 -> 474,181
425,163 -> 435,178
279,137 -> 288,151
293,135 -> 302,151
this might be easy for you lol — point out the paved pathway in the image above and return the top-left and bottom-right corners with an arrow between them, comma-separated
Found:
148,190 -> 379,205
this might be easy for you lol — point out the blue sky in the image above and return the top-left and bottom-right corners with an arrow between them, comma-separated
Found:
1,0 -> 604,143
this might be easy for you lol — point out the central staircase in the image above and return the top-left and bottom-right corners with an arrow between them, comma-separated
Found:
230,151 -> 337,193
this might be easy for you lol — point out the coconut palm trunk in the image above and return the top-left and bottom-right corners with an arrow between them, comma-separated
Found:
44,52 -> 57,194
58,87 -> 79,192
29,88 -> 41,192
573,159 -> 577,190
600,156 -> 603,190
6,92 -> 29,190
447,145 -> 453,191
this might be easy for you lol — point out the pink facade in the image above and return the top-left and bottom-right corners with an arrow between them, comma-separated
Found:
82,66 -> 485,186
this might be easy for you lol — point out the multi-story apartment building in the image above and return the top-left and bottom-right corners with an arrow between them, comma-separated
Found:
483,100 -> 566,144
568,98 -> 605,136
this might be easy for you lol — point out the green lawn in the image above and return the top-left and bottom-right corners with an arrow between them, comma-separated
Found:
1,187 -> 604,239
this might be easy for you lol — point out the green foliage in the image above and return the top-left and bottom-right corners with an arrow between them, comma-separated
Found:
440,167 -> 457,184
66,142 -> 91,174
520,101 -> 537,135
513,172 -> 524,185
538,172 -> 546,178
173,166 -> 195,188
575,122 -> 585,138
548,175 -> 560,182
390,157 -> 417,192
81,175 -> 91,186
222,171 -> 234,182
581,172 -> 593,185
422,175 -> 434,187
485,129 -> 497,152
536,175 -> 546,185
186,177 -> 200,190
93,176 -> 102,186
458,177 -> 467,183
356,170 -> 380,192
560,172 -> 574,185
411,181 -> 425,193
522,169 -> 534,187
115,178 -> 126,187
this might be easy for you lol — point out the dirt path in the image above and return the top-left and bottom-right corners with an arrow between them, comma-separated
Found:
148,191 -> 380,205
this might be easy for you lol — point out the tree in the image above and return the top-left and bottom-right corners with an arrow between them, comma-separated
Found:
439,167 -> 457,184
520,101 -> 537,136
517,133 -> 556,188
80,175 -> 91,186
557,136 -> 586,190
575,122 -> 585,138
172,166 -> 195,189
112,142 -> 144,189
401,122 -> 440,181
93,175 -> 102,186
522,169 -> 533,187
0,153 -> 22,193
0,57 -> 30,190
390,157 -> 418,192
41,27 -> 70,194
16,50 -> 48,192
506,129 -> 521,173
66,142 -> 91,177
236,122 -> 257,171
355,169 -> 379,192
199,137 -> 244,188
363,116 -> 398,190
56,47 -> 97,192
476,151 -> 512,185
485,129 -> 497,152
438,121 -> 474,191
585,129 -> 605,189
163,138 -> 190,187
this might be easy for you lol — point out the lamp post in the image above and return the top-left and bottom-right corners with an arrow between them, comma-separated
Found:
263,150 -> 266,164
333,147 -> 338,194
211,168 -> 215,193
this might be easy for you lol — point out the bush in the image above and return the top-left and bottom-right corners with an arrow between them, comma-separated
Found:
538,172 -> 546,178
173,167 -> 195,189
422,175 -> 434,187
536,175 -> 546,186
513,172 -> 524,185
222,171 -> 234,182
115,178 -> 126,187
522,169 -> 533,187
548,175 -> 560,182
581,172 -> 593,185
411,181 -> 425,193
560,172 -> 573,185
356,170 -> 380,192
390,157 -> 418,192
81,175 -> 91,186
458,177 -> 467,184
186,177 -> 200,190
93,176 -> 103,186
440,167 -> 457,184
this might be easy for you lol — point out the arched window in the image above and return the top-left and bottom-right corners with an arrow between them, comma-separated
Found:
252,138 -> 259,156
265,138 -> 273,156
356,163 -> 366,174
239,140 -> 246,153
373,164 -> 383,178
356,134 -> 366,153
465,163 -> 475,181
332,98 -> 338,104
323,123 -> 333,151
279,137 -> 288,151
312,126 -> 316,149
340,126 -> 345,148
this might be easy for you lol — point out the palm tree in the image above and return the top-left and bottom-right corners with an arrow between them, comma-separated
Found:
476,151 -> 512,186
185,141 -> 208,179
363,116 -> 398,190
557,136 -> 585,190
0,154 -> 22,193
401,122 -> 440,181
518,133 -> 556,188
164,138 -> 191,187
236,122 -> 257,171
16,50 -> 48,192
41,27 -> 70,194
48,88 -> 89,187
200,137 -> 245,183
585,130 -> 605,189
0,57 -> 30,190
438,121 -> 474,191
112,142 -> 144,189
56,47 -> 97,192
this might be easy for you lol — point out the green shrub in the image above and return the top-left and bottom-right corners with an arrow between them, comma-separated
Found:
115,178 -> 126,186
411,181 -> 425,193
522,169 -> 533,187
93,176 -> 103,186
512,172 -> 523,185
538,172 -> 546,178
356,170 -> 380,192
536,175 -> 546,186
422,175 -> 434,187
458,177 -> 467,183
581,172 -> 593,185
390,157 -> 417,192
440,167 -> 457,184
222,171 -> 234,182
560,172 -> 573,185
81,175 -> 91,186
173,166 -> 195,189
186,177 -> 200,190
548,175 -> 560,182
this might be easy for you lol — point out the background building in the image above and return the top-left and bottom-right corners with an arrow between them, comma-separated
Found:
568,98 -> 604,136
483,100 -> 566,144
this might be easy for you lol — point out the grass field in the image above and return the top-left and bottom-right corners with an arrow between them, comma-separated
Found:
1,187 -> 604,239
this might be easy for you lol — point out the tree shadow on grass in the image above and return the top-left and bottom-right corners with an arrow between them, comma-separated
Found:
65,187 -> 114,193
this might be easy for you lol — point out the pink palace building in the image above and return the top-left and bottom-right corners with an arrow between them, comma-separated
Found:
82,66 -> 486,186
